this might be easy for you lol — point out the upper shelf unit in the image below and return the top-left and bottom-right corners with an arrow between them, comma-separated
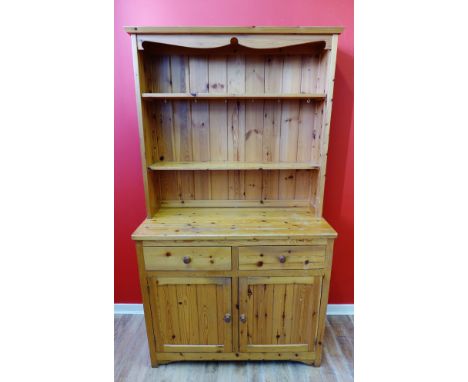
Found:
148,161 -> 320,171
141,93 -> 326,101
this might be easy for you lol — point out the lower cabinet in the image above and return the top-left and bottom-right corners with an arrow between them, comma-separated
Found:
148,276 -> 232,353
147,275 -> 323,357
239,276 -> 322,353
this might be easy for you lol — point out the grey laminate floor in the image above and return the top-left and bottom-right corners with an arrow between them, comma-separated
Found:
114,314 -> 354,382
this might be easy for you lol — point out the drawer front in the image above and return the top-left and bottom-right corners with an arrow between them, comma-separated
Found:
143,247 -> 231,271
238,246 -> 326,270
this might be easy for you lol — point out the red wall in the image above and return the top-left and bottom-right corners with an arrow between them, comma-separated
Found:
115,0 -> 354,304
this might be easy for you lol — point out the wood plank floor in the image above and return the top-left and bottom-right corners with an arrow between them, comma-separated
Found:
115,314 -> 353,382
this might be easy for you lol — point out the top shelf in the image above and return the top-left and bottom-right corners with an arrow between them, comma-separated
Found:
149,161 -> 319,171
125,26 -> 344,35
141,93 -> 326,101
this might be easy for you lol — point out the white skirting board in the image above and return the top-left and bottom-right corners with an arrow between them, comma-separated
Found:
114,303 -> 354,315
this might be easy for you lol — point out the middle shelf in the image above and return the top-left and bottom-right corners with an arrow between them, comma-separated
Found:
148,161 -> 320,171
141,93 -> 326,101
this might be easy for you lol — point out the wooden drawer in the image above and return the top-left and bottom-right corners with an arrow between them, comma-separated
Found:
143,247 -> 231,270
238,246 -> 326,270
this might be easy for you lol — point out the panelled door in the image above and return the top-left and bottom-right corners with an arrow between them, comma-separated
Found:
148,276 -> 232,353
239,276 -> 322,353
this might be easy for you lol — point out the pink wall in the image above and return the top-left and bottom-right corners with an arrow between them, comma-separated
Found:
115,0 -> 354,303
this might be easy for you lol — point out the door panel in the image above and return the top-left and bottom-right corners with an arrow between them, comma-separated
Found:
148,276 -> 232,352
239,276 -> 322,353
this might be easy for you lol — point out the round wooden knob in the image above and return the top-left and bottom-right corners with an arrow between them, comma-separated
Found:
279,255 -> 286,263
183,256 -> 191,264
240,314 -> 247,323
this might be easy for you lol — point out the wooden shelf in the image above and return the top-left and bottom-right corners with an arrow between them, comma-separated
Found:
132,207 -> 337,241
148,161 -> 320,171
125,26 -> 344,35
141,93 -> 326,101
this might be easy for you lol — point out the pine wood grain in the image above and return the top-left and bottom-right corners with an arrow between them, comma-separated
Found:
129,29 -> 342,369
125,26 -> 344,34
132,207 -> 337,241
149,161 -> 319,171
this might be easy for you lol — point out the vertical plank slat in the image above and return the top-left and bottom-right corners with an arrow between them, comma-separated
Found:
209,56 -> 229,199
189,56 -> 211,199
279,56 -> 302,200
244,56 -> 265,200
283,284 -> 295,344
188,284 -> 200,344
196,284 -> 218,344
196,284 -> 210,344
290,284 -> 308,344
295,101 -> 313,200
262,101 -> 281,163
206,285 -> 219,344
296,107 -> 314,200
159,171 -> 179,200
191,101 -> 210,198
175,285 -> 190,344
171,55 -> 194,201
227,55 -> 246,94
155,56 -> 175,162
278,170 -> 296,199
166,285 -> 181,344
155,284 -> 175,345
279,56 -> 302,161
255,284 -> 266,344
171,55 -> 188,93
227,56 -> 246,200
271,284 -> 286,344
154,56 -> 176,201
263,284 -> 274,344
227,101 -> 246,199
262,55 -> 283,201
300,54 -> 320,93
294,170 -> 311,200
297,100 -> 314,162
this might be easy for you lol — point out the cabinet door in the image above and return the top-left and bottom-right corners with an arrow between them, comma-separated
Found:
148,277 -> 232,353
239,276 -> 322,353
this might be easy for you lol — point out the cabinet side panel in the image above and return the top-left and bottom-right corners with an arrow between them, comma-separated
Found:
135,242 -> 158,366
131,35 -> 159,216
316,35 -> 339,216
314,238 -> 335,365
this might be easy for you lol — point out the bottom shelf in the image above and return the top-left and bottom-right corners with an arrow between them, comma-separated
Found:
132,207 -> 337,241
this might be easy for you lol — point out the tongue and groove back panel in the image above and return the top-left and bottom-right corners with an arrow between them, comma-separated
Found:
137,41 -> 333,212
